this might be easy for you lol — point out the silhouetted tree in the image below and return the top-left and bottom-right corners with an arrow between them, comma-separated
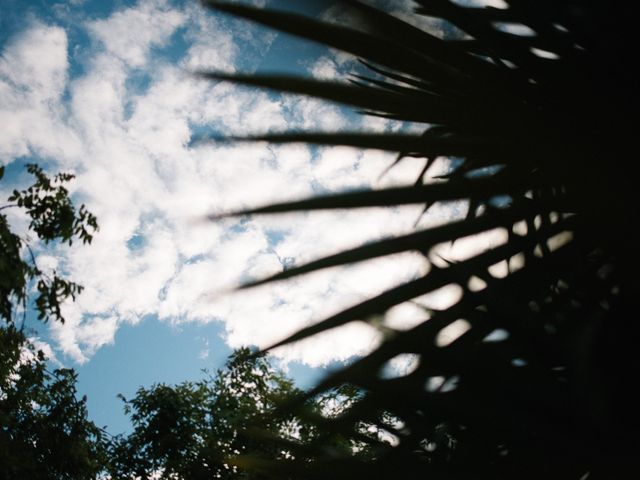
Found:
1,164 -> 103,479
0,327 -> 106,480
107,348 -> 365,480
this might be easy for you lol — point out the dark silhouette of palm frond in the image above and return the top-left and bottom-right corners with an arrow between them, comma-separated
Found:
200,1 -> 639,478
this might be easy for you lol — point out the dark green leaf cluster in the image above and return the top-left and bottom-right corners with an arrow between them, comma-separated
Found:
202,1 -> 639,478
0,164 -> 98,324
7,164 -> 97,246
0,326 -> 107,480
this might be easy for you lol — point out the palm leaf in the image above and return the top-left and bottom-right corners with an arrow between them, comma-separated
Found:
237,200 -> 557,289
201,0 -> 638,478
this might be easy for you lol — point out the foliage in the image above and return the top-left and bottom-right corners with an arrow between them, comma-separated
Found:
0,163 -> 98,324
0,326 -> 107,480
201,1 -> 639,478
107,348 -> 364,480
0,163 -> 104,479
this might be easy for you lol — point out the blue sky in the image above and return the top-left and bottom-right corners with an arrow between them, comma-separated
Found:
0,0 -> 482,433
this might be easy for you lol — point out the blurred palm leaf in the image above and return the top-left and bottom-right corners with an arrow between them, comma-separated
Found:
201,1 -> 638,478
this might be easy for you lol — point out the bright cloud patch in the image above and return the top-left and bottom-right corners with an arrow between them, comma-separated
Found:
0,22 -> 71,161
1,0 -> 457,367
87,0 -> 186,68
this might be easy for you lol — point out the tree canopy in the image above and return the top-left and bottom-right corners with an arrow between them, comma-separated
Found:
1,164 -> 104,479
107,348 -> 365,480
0,326 -> 106,480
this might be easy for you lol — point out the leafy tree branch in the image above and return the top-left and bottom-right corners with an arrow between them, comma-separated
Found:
0,164 -> 98,325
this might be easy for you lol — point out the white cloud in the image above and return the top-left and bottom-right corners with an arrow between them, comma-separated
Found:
1,0 -> 458,367
0,23 -> 68,100
86,0 -> 186,68
0,22 -> 80,163
379,353 -> 420,379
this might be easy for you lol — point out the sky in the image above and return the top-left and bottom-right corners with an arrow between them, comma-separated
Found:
0,0 -> 505,433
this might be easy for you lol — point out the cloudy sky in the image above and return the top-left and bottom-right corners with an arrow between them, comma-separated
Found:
0,0 -> 489,432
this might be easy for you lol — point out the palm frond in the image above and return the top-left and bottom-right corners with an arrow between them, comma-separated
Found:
201,0 -> 639,477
